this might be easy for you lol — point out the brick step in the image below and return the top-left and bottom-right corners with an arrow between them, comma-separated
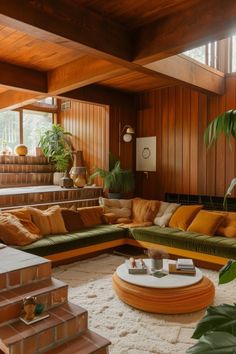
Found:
0,186 -> 102,208
0,164 -> 54,173
0,247 -> 51,292
0,173 -> 53,188
45,329 -> 110,354
0,156 -> 48,165
0,302 -> 88,354
0,278 -> 67,325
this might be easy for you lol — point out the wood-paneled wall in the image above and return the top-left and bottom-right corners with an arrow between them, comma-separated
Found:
136,75 -> 236,199
60,100 -> 109,175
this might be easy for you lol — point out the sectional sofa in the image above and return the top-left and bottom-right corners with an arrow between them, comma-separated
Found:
1,199 -> 236,266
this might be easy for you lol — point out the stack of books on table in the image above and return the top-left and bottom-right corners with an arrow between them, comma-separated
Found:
169,258 -> 196,275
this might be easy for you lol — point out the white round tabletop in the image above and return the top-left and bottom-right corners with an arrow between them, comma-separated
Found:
116,259 -> 203,289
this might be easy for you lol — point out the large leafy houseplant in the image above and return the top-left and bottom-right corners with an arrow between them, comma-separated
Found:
39,124 -> 72,172
186,111 -> 236,353
187,260 -> 236,353
89,159 -> 135,198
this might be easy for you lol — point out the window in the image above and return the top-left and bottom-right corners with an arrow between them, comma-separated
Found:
0,111 -> 20,153
184,45 -> 206,64
231,35 -> 236,72
0,108 -> 53,155
23,110 -> 53,154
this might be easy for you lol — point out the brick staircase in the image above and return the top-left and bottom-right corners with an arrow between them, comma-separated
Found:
0,156 -> 54,188
0,247 -> 110,354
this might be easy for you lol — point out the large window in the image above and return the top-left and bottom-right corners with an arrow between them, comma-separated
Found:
183,42 -> 217,68
0,107 -> 54,155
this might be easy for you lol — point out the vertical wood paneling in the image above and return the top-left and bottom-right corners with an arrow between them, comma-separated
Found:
136,75 -> 236,199
61,101 -> 109,176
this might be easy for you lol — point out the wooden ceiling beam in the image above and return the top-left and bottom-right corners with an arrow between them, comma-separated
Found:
134,0 -> 236,64
0,62 -> 47,93
0,0 -> 131,64
48,56 -> 128,95
145,55 -> 225,95
0,90 -> 41,111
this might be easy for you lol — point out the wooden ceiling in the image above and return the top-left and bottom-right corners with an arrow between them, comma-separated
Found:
0,0 -> 235,109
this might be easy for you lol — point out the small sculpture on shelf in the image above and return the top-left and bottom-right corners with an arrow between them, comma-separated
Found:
59,171 -> 74,188
23,296 -> 37,321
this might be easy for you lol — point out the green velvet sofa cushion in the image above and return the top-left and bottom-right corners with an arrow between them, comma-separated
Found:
129,225 -> 236,259
14,225 -> 127,257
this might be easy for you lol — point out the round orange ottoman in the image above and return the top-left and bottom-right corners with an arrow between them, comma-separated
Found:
112,272 -> 215,314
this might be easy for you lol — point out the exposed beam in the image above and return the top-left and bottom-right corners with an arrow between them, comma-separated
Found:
0,61 -> 47,93
134,0 -> 236,64
48,56 -> 128,95
0,0 -> 131,64
0,90 -> 41,111
58,84 -> 135,107
145,55 -> 225,95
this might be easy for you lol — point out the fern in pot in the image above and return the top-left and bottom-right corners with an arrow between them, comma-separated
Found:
39,124 -> 72,185
89,160 -> 135,199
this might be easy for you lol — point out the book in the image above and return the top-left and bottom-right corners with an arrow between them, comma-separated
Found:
176,258 -> 195,270
169,263 -> 196,275
20,313 -> 49,325
125,259 -> 147,274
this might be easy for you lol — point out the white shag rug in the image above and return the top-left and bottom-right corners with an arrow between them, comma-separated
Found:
53,254 -> 236,354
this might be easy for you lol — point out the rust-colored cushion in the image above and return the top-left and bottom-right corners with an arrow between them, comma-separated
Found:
27,206 -> 68,236
77,206 -> 107,227
132,198 -> 160,223
187,210 -> 225,236
5,208 -> 41,235
0,213 -> 41,246
217,211 -> 236,237
61,208 -> 84,232
169,205 -> 203,231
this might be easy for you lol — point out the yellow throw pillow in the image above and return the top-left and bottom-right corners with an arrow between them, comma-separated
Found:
132,198 -> 160,223
169,205 -> 203,231
217,212 -> 236,237
0,213 -> 41,246
77,206 -> 105,227
187,210 -> 225,236
27,206 -> 67,236
5,208 -> 41,235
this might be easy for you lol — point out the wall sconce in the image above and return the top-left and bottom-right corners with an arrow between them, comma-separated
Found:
119,124 -> 135,156
120,125 -> 135,142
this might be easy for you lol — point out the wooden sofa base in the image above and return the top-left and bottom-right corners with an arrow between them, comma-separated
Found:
45,237 -> 229,268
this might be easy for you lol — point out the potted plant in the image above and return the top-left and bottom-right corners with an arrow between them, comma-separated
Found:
89,159 -> 135,199
187,259 -> 236,353
39,124 -> 72,185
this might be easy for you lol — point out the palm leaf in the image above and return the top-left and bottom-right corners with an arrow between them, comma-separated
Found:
187,331 -> 236,354
192,304 -> 236,339
219,259 -> 236,285
223,178 -> 236,208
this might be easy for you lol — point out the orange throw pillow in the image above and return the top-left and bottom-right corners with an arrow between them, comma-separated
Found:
169,205 -> 203,231
5,208 -> 41,235
0,213 -> 41,246
27,206 -> 67,236
132,198 -> 160,223
217,211 -> 236,237
187,210 -> 225,236
77,206 -> 106,227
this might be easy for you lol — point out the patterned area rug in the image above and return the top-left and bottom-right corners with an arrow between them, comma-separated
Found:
53,254 -> 236,354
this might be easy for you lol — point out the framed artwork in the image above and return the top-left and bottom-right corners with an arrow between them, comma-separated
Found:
136,136 -> 156,171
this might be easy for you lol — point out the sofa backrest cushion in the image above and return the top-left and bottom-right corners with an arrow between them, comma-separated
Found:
187,210 -> 225,236
217,211 -> 236,237
169,205 -> 203,231
154,201 -> 180,227
99,197 -> 132,218
4,208 -> 41,235
61,208 -> 84,232
27,205 -> 68,236
132,198 -> 160,223
0,213 -> 41,246
77,206 -> 106,227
